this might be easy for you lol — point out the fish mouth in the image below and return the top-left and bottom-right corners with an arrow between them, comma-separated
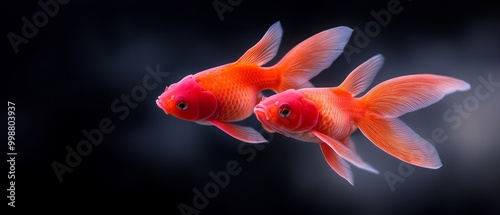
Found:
254,105 -> 271,121
156,97 -> 169,114
254,105 -> 277,133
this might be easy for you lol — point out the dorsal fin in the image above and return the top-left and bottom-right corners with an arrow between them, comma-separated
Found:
236,21 -> 283,66
338,54 -> 384,96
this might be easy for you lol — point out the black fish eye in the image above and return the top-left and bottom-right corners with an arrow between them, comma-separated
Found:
176,101 -> 188,110
279,105 -> 291,118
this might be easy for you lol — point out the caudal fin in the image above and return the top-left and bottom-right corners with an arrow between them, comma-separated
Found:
362,74 -> 470,118
273,26 -> 353,92
358,116 -> 443,168
356,74 -> 470,168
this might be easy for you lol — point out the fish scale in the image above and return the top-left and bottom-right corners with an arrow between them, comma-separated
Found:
196,64 -> 279,122
300,88 -> 353,141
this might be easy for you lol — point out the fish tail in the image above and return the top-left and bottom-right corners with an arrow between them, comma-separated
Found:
355,74 -> 470,168
273,26 -> 353,92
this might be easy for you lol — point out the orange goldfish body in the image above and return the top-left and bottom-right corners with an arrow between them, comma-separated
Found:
254,55 -> 470,184
157,22 -> 353,143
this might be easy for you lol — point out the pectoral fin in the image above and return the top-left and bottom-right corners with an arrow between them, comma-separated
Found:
196,121 -> 213,126
320,142 -> 354,185
208,119 -> 267,143
312,130 -> 378,174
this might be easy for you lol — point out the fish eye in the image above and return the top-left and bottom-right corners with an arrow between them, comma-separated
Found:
278,104 -> 291,118
176,100 -> 188,110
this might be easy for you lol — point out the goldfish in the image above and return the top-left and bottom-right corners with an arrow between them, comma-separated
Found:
254,54 -> 470,185
156,22 -> 353,143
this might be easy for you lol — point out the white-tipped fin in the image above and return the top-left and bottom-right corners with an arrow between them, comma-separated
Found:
338,54 -> 384,96
312,130 -> 379,174
237,21 -> 283,66
320,142 -> 354,185
208,119 -> 267,143
274,26 -> 353,91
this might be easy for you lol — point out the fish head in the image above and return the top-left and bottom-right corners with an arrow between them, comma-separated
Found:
156,75 -> 217,121
254,89 -> 319,136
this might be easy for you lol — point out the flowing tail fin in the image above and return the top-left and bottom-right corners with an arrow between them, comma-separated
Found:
272,26 -> 353,92
355,74 -> 470,168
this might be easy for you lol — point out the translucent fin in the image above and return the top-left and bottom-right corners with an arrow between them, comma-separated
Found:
208,119 -> 267,143
362,74 -> 471,118
274,26 -> 353,92
237,21 -> 283,66
338,54 -> 384,96
357,116 -> 442,169
320,142 -> 354,185
312,130 -> 379,174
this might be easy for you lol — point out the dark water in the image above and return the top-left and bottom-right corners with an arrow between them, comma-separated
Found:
4,0 -> 500,214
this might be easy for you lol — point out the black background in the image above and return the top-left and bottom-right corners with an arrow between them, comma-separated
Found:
3,0 -> 500,214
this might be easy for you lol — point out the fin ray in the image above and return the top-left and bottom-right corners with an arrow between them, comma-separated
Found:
356,74 -> 470,168
362,74 -> 471,118
357,116 -> 442,169
237,21 -> 283,66
312,130 -> 379,174
274,26 -> 353,91
208,119 -> 267,143
320,142 -> 354,185
338,54 -> 384,96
